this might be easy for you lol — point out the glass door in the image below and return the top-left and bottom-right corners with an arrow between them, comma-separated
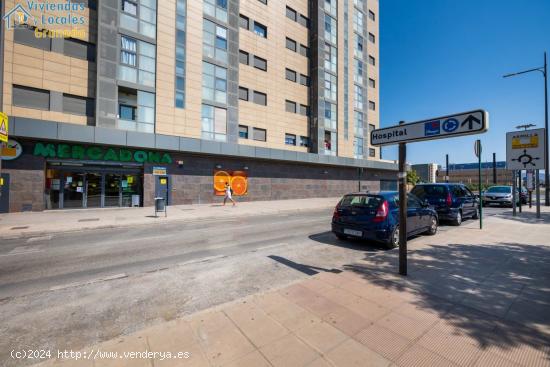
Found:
63,173 -> 85,208
104,174 -> 121,207
121,174 -> 141,207
86,173 -> 102,208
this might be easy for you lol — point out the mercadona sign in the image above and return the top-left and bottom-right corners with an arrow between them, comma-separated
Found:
33,142 -> 173,164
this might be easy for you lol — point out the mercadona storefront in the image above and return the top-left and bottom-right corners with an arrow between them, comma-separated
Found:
1,139 -> 173,212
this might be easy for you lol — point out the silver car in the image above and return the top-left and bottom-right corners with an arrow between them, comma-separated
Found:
481,186 -> 519,207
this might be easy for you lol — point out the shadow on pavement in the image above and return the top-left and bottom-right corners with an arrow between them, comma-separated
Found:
267,255 -> 342,276
494,209 -> 550,224
344,242 -> 550,356
308,231 -> 388,252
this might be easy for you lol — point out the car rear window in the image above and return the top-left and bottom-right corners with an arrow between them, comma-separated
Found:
411,185 -> 446,199
339,195 -> 383,208
486,186 -> 511,193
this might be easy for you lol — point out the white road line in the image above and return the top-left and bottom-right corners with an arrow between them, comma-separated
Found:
48,273 -> 128,291
26,235 -> 53,243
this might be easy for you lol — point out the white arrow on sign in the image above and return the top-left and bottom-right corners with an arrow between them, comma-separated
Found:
370,109 -> 489,146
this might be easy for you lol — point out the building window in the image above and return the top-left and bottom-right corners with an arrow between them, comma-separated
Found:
285,133 -> 296,145
203,19 -> 228,63
239,14 -> 249,29
324,73 -> 337,101
120,0 -> 156,39
369,123 -> 375,132
324,0 -> 337,17
253,127 -> 266,141
202,61 -> 227,104
299,44 -> 309,57
354,0 -> 364,8
324,101 -> 337,129
368,32 -> 375,43
299,104 -> 309,116
368,10 -> 375,21
239,125 -> 248,139
299,74 -> 309,86
285,100 -> 296,113
355,111 -> 364,134
286,6 -> 297,21
175,0 -> 186,108
63,94 -> 95,117
299,136 -> 309,147
285,68 -> 297,82
201,104 -> 227,141
324,14 -> 337,44
369,148 -> 376,157
324,43 -> 337,73
368,100 -> 376,110
253,91 -> 267,106
368,55 -> 376,66
253,21 -> 267,38
253,56 -> 267,71
239,50 -> 249,65
258,0 -> 267,4
121,36 -> 137,66
238,86 -> 249,101
14,26 -> 51,51
12,85 -> 50,110
354,137 -> 364,158
118,88 -> 155,132
354,34 -> 363,58
204,0 -> 228,23
354,85 -> 364,109
354,59 -> 363,84
368,78 -> 375,88
64,38 -> 95,61
298,15 -> 309,28
353,10 -> 364,33
119,104 -> 136,121
286,37 -> 297,52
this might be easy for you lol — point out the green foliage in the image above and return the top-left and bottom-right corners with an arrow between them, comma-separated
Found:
407,169 -> 421,185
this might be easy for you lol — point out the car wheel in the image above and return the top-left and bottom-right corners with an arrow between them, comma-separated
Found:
452,211 -> 462,226
335,233 -> 347,240
426,216 -> 438,235
386,226 -> 399,249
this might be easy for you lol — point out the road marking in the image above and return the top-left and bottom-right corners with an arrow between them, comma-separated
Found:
48,273 -> 128,291
26,235 -> 53,243
0,246 -> 43,257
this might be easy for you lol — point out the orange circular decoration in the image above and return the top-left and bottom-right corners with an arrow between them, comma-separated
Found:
213,171 -> 231,192
230,175 -> 248,196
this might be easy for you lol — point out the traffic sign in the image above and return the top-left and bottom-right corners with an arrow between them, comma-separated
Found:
370,109 -> 489,146
506,128 -> 546,170
0,112 -> 8,143
474,140 -> 482,158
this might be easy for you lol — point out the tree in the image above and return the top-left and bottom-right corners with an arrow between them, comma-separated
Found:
407,169 -> 421,185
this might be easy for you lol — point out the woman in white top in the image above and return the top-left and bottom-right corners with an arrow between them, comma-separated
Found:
223,182 -> 236,206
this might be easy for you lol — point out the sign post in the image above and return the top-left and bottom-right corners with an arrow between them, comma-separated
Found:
506,128 -> 546,219
536,170 -> 541,218
475,140 -> 483,229
371,109 -> 489,275
0,112 -> 8,196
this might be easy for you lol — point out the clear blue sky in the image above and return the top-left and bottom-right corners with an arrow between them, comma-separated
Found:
379,0 -> 550,167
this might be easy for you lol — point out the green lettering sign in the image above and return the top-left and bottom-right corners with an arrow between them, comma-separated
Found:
33,142 -> 172,164
34,143 -> 57,158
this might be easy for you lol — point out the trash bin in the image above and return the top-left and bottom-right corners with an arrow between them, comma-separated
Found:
155,197 -> 165,212
131,194 -> 140,207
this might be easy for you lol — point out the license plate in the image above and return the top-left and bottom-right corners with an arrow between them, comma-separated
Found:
343,229 -> 362,237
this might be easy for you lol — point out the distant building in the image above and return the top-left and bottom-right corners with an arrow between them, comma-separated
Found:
411,163 -> 438,183
436,161 -> 513,186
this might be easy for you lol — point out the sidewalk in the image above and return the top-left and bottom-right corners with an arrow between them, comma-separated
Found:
0,197 -> 339,239
36,207 -> 550,367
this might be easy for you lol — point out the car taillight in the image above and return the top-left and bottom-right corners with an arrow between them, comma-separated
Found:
333,206 -> 340,220
373,200 -> 389,222
446,192 -> 452,207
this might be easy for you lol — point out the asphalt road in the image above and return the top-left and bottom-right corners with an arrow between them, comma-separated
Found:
0,206 -> 507,366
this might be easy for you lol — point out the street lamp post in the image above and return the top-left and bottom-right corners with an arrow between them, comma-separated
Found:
503,52 -> 549,206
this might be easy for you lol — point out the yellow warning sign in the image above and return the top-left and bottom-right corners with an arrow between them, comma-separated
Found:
0,112 -> 8,143
160,178 -> 167,185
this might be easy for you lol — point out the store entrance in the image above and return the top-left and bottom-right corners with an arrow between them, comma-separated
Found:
46,162 -> 143,210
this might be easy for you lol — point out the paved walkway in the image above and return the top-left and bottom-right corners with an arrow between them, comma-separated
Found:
35,206 -> 550,367
0,198 -> 338,239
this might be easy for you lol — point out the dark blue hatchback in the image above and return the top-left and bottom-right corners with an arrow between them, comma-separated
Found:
331,191 -> 438,249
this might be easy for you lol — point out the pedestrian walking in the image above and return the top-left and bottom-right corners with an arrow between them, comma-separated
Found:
223,182 -> 236,206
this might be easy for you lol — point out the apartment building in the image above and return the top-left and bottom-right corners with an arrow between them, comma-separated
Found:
0,0 -> 395,212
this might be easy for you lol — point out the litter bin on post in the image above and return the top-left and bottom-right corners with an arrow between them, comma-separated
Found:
154,197 -> 167,217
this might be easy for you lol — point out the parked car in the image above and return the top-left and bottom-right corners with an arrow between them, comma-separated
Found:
331,191 -> 438,249
410,183 -> 479,226
481,186 -> 521,207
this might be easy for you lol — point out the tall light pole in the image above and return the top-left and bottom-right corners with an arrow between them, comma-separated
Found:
503,52 -> 548,206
